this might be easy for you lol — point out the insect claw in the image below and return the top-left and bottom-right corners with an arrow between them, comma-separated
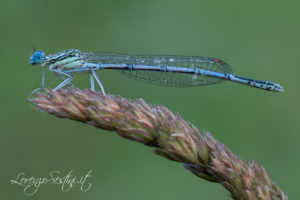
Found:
28,87 -> 43,100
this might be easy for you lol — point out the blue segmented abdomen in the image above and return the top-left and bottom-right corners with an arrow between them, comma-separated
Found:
81,52 -> 283,91
231,75 -> 283,92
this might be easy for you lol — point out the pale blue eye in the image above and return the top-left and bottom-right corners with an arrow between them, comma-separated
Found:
29,50 -> 45,65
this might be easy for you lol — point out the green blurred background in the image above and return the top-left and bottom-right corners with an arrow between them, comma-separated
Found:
1,0 -> 299,199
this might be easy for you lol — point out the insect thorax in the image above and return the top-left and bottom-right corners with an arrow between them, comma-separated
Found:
46,49 -> 85,70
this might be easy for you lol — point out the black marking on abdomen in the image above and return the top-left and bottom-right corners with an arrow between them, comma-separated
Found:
126,64 -> 134,70
161,66 -> 167,71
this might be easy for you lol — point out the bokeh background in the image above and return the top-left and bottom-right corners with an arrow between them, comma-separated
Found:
1,0 -> 299,199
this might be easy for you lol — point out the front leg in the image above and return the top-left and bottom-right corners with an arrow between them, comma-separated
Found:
28,67 -> 46,99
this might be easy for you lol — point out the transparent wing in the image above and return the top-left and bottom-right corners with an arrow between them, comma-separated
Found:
82,52 -> 233,87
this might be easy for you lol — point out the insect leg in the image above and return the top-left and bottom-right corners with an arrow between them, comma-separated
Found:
91,69 -> 107,103
90,73 -> 95,91
50,69 -> 73,94
28,67 -> 46,98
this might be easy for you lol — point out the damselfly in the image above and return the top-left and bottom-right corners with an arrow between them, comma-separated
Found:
29,49 -> 284,97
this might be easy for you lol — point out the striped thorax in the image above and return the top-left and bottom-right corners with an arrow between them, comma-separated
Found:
44,49 -> 86,70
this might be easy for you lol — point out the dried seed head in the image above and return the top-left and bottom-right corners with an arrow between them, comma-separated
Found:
31,89 -> 288,200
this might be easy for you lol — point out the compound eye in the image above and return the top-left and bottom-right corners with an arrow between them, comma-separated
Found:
29,50 -> 45,65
